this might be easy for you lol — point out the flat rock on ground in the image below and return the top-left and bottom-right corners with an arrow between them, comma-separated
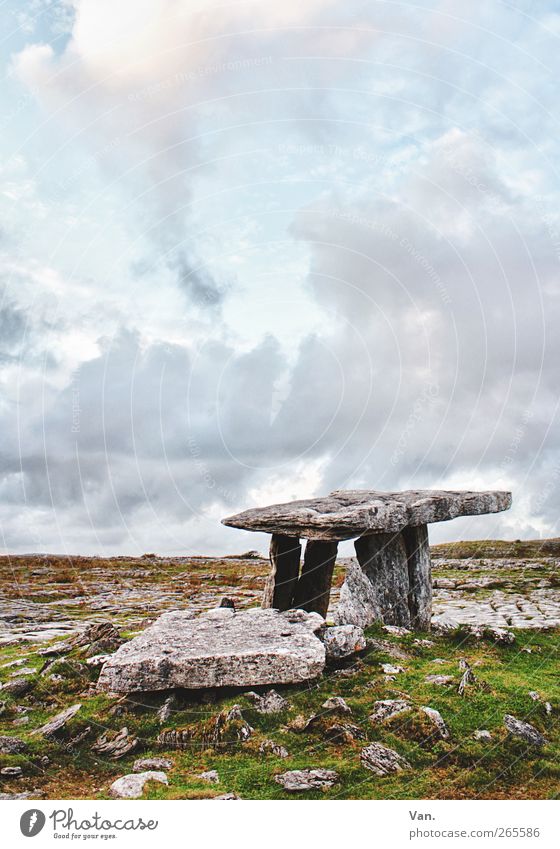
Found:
361,743 -> 412,776
504,715 -> 547,747
110,771 -> 168,799
97,608 -> 326,693
274,769 -> 339,791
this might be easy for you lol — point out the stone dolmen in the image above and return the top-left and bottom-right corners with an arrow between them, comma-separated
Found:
222,489 -> 512,630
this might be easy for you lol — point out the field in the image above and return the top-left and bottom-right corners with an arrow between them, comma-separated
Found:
0,541 -> 558,800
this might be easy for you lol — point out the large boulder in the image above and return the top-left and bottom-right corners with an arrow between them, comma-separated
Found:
97,608 -> 326,693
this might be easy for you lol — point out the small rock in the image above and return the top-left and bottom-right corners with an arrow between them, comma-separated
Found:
86,654 -> 112,667
0,678 -> 33,697
381,663 -> 404,675
504,715 -> 547,747
157,694 -> 178,724
110,771 -> 168,799
322,696 -> 352,715
245,689 -> 289,714
274,769 -> 339,791
323,723 -> 365,743
367,639 -> 410,660
322,625 -> 366,659
0,735 -> 29,754
383,625 -> 411,636
10,667 -> 35,677
259,739 -> 289,758
474,729 -> 492,741
198,770 -> 220,783
92,727 -> 138,759
2,659 -> 27,668
369,699 -> 411,724
425,674 -> 454,686
413,639 -> 434,647
0,790 -> 45,800
33,703 -> 81,738
458,660 -> 476,696
133,757 -> 173,772
38,641 -> 74,657
528,691 -> 540,701
545,702 -> 552,715
360,743 -> 411,775
421,706 -> 450,739
214,792 -> 239,799
1,766 -> 23,777
219,598 -> 235,610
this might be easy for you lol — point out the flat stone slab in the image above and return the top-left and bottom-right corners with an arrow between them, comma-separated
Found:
97,608 -> 326,693
222,489 -> 511,541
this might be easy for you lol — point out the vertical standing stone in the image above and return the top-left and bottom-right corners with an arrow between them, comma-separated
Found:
292,540 -> 339,617
353,533 -> 411,627
262,534 -> 301,611
401,524 -> 432,630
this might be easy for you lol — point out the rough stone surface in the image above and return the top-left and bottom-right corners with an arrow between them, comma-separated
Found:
133,757 -> 172,772
33,704 -> 81,738
92,727 -> 138,759
322,696 -> 352,715
262,534 -> 301,610
292,540 -> 338,616
259,739 -> 289,758
504,714 -> 547,747
97,608 -> 326,692
0,735 -> 29,754
421,706 -> 450,739
474,729 -> 492,741
110,771 -> 168,799
369,700 -> 412,723
274,769 -> 339,791
360,743 -> 411,775
223,489 -> 511,541
245,689 -> 289,714
322,624 -> 366,659
425,674 -> 454,686
1,766 -> 23,777
198,770 -> 220,783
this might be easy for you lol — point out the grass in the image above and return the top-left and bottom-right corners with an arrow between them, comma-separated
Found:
0,542 -> 558,800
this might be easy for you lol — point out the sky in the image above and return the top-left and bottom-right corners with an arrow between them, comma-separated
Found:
1,0 -> 560,556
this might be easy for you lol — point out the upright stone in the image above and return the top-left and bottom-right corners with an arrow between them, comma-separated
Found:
292,540 -> 338,617
354,533 -> 411,627
262,534 -> 301,611
402,524 -> 432,630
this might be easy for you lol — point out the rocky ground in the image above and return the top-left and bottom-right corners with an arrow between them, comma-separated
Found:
0,540 -> 558,800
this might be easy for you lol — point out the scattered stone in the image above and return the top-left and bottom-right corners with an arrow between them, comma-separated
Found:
1,766 -> 23,777
474,729 -> 492,741
425,674 -> 454,686
158,705 -> 253,751
68,726 -> 91,748
285,714 -> 309,733
133,757 -> 173,772
322,696 -> 352,715
383,625 -> 411,636
2,659 -> 27,668
38,641 -> 74,657
245,689 -> 289,714
97,608 -> 326,693
79,622 -> 125,657
528,691 -> 540,701
504,715 -> 547,747
545,702 -> 552,715
472,625 -> 515,645
360,743 -> 411,775
92,727 -> 138,759
259,739 -> 289,758
274,769 -> 339,791
0,790 -> 45,800
10,667 -> 35,677
198,770 -> 220,783
0,735 -> 29,754
322,624 -> 366,659
369,699 -> 411,723
381,663 -> 405,675
323,723 -> 365,743
33,703 -> 81,738
86,654 -> 112,667
421,706 -> 450,739
413,639 -> 435,647
458,659 -> 476,696
214,792 -> 239,799
367,638 -> 410,660
0,678 -> 33,697
110,771 -> 168,799
157,694 -> 178,724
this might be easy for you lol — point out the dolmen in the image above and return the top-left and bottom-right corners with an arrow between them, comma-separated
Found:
222,489 -> 512,631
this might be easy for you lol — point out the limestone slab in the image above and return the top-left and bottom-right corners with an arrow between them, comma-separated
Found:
97,608 -> 326,693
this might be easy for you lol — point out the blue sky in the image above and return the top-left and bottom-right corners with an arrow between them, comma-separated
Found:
1,0 -> 560,555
